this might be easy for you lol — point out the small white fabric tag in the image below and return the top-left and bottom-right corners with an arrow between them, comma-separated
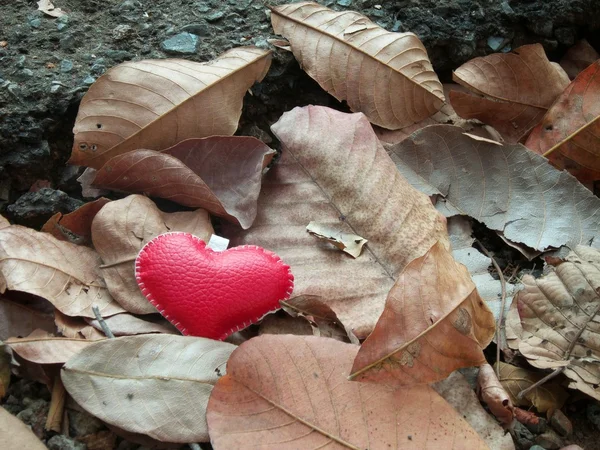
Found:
207,234 -> 229,252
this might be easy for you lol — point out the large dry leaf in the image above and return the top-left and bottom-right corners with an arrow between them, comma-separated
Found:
6,330 -> 102,364
0,295 -> 55,340
69,47 -> 271,169
41,198 -> 110,245
432,371 -> 515,450
525,60 -> 600,184
350,242 -> 495,385
495,361 -> 568,413
390,124 -> 600,251
62,334 -> 236,443
223,106 -> 448,338
87,313 -> 179,336
0,225 -> 124,318
91,136 -> 275,228
0,406 -> 46,450
54,310 -> 104,340
450,44 -> 570,143
516,246 -> 600,400
560,39 -> 600,80
91,195 -> 213,314
0,215 -> 9,229
270,2 -> 444,129
207,334 -> 488,449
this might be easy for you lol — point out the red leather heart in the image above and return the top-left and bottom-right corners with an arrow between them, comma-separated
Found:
135,232 -> 294,340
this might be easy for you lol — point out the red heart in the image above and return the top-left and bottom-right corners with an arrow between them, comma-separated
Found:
135,232 -> 294,340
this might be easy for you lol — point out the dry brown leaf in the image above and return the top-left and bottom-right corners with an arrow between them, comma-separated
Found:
6,329 -> 103,364
0,343 -> 10,398
350,242 -> 495,385
516,246 -> 600,400
78,168 -> 109,198
258,313 -> 313,336
41,198 -> 110,245
306,221 -> 367,258
207,334 -> 488,449
87,312 -> 179,336
0,215 -> 9,229
69,47 -> 271,169
91,136 -> 275,228
495,361 -> 568,413
390,124 -> 600,251
450,44 -> 570,143
79,430 -> 118,450
560,39 -> 600,80
505,299 -> 523,351
223,105 -> 448,338
0,225 -> 123,318
271,2 -> 444,129
525,60 -> 600,184
432,371 -> 515,450
91,195 -> 213,314
37,0 -> 66,18
54,310 -> 104,340
45,375 -> 66,432
477,363 -> 515,427
62,334 -> 236,443
0,295 -> 55,340
0,406 -> 46,450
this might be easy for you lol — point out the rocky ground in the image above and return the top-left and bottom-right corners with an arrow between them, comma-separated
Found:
1,0 -> 600,449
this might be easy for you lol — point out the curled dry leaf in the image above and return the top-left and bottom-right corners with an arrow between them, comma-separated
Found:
477,363 -> 515,427
37,0 -> 66,18
516,246 -> 600,400
433,371 -> 515,450
91,195 -> 213,314
62,334 -> 236,443
54,310 -> 104,340
0,343 -> 10,398
87,312 -> 179,336
69,47 -> 271,169
0,295 -> 55,340
526,60 -> 600,184
391,125 -> 600,252
42,197 -> 110,245
560,39 -> 600,80
0,406 -> 46,450
306,221 -> 367,258
0,225 -> 124,318
207,334 -> 488,450
223,106 -> 448,338
6,329 -> 103,364
92,136 -> 275,229
450,44 -> 570,143
271,2 -> 444,129
350,242 -> 495,385
495,361 -> 568,413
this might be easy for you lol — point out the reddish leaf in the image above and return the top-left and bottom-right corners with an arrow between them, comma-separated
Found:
41,197 -> 110,244
560,39 -> 600,79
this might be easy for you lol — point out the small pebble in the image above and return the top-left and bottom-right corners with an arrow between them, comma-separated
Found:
549,409 -> 572,436
337,0 -> 352,6
28,18 -> 42,28
161,32 -> 199,55
60,59 -> 73,73
83,75 -> 96,85
206,11 -> 225,22
487,36 -> 505,51
535,429 -> 563,450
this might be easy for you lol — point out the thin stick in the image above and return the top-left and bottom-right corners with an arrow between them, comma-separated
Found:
475,240 -> 507,378
92,305 -> 115,339
517,367 -> 565,399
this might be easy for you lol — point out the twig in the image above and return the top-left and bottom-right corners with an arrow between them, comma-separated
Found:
543,115 -> 600,158
517,367 -> 565,399
475,240 -> 507,378
92,305 -> 115,339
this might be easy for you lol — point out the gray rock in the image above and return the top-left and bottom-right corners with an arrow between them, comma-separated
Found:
7,188 -> 84,227
59,34 -> 76,51
90,63 -> 106,75
46,435 -> 86,450
56,15 -> 69,31
14,68 -> 34,81
60,59 -> 74,73
525,416 -> 548,435
528,20 -> 554,38
104,49 -> 133,62
68,409 -> 105,437
337,0 -> 352,6
161,32 -> 199,55
535,430 -> 563,449
549,409 -> 572,436
206,11 -> 225,22
513,421 -> 535,449
181,22 -> 210,36
28,18 -> 42,29
487,36 -> 506,51
112,24 -> 133,40
587,403 -> 600,430
529,446 -> 547,450
554,27 -> 576,46
83,75 -> 96,85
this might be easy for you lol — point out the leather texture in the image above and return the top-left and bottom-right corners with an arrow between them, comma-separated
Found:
135,232 -> 294,340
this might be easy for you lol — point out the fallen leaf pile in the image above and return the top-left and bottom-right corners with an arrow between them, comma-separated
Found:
2,2 -> 600,448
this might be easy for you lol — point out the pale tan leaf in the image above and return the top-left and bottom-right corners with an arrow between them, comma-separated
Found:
271,2 -> 444,129
390,124 -> 600,251
516,246 -> 600,400
0,215 -> 9,229
306,221 -> 367,258
6,330 -> 103,364
223,106 -> 448,338
87,312 -> 179,336
0,295 -> 55,340
0,406 -> 46,450
37,0 -> 66,18
69,47 -> 271,169
91,195 -> 213,314
54,310 -> 104,340
495,361 -> 568,413
350,242 -> 495,385
41,198 -> 110,245
62,334 -> 236,443
477,363 -> 515,427
0,225 -> 124,318
560,39 -> 600,80
505,299 -> 523,351
450,44 -> 570,143
91,136 -> 275,228
207,334 -> 488,450
432,371 -> 515,450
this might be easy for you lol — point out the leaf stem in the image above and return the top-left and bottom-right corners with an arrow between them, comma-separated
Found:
542,115 -> 600,158
92,305 -> 115,339
517,367 -> 565,399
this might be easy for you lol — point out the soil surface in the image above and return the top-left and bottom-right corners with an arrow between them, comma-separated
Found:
1,1 -> 600,449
